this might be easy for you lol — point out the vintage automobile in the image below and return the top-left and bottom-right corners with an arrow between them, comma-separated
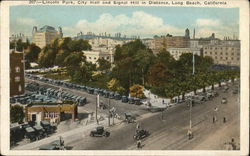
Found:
40,121 -> 56,134
221,97 -> 227,104
121,96 -> 129,103
89,126 -> 110,137
25,127 -> 37,142
124,113 -> 136,123
39,138 -> 64,150
133,129 -> 150,140
33,125 -> 47,139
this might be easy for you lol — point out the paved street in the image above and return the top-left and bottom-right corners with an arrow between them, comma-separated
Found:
20,78 -> 240,150
67,83 -> 239,150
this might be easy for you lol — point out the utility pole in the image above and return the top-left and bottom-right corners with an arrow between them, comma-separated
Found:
96,95 -> 99,125
189,100 -> 192,130
108,98 -> 110,126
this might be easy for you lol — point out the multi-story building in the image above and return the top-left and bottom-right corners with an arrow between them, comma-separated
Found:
153,29 -> 190,54
89,37 -> 125,49
32,25 -> 63,48
10,49 -> 25,96
141,38 -> 155,51
9,33 -> 29,42
203,39 -> 240,66
167,47 -> 202,60
83,48 -> 114,65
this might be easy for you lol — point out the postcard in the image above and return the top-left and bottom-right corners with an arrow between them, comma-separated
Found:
0,0 -> 249,155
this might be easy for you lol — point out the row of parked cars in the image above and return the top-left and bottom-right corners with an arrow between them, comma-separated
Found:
24,82 -> 87,106
10,121 -> 57,146
186,90 -> 219,106
26,74 -> 143,105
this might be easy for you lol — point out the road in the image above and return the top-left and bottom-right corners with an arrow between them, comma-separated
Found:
64,81 -> 240,150
24,78 -> 240,150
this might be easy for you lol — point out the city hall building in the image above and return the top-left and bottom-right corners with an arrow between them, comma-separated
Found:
25,101 -> 78,124
32,25 -> 63,48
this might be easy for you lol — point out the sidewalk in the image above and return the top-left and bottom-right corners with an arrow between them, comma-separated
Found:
13,118 -> 111,150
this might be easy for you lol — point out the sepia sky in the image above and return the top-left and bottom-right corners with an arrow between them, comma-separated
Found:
10,6 -> 239,39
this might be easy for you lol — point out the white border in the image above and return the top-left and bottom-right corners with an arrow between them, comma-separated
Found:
1,0 -> 249,155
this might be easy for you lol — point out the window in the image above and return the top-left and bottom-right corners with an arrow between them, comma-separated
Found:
18,85 -> 22,92
215,56 -> 217,59
204,52 -> 207,54
15,67 -> 20,73
107,56 -> 109,59
237,58 -> 240,60
210,52 -> 212,55
231,57 -> 234,60
89,57 -> 91,59
225,53 -> 228,55
15,76 -> 20,82
220,52 -> 223,55
215,52 -> 217,55
225,57 -> 228,60
220,57 -> 223,59
94,57 -> 96,60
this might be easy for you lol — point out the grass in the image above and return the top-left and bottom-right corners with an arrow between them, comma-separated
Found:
43,72 -> 70,80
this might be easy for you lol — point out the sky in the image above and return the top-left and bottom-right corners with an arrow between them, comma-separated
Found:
10,6 -> 239,39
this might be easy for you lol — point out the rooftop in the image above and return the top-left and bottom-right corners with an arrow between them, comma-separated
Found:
37,25 -> 58,33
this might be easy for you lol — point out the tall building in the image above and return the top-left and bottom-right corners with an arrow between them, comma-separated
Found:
203,39 -> 240,66
10,49 -> 25,96
32,25 -> 63,48
152,29 -> 191,54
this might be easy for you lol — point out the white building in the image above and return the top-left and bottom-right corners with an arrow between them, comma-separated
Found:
167,47 -> 201,60
83,49 -> 114,65
89,37 -> 125,49
203,39 -> 240,66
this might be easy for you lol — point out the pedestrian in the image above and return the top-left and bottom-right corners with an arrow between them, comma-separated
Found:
136,122 -> 140,130
213,116 -> 215,123
223,117 -> 227,123
137,139 -> 142,149
187,130 -> 193,140
231,137 -> 236,150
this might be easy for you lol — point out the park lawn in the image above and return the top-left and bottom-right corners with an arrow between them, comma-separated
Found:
43,72 -> 70,80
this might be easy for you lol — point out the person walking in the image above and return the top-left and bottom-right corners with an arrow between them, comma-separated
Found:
137,139 -> 142,149
187,129 -> 193,140
223,117 -> 227,123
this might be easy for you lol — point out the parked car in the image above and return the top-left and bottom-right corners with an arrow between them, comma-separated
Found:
25,127 -> 37,142
133,129 -> 150,140
89,126 -> 110,137
128,97 -> 135,104
114,93 -> 122,100
33,125 -> 47,139
121,96 -> 129,103
40,121 -> 56,134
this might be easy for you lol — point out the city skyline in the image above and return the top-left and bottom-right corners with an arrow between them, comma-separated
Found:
10,6 -> 239,39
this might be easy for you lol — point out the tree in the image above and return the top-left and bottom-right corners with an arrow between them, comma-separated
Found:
147,62 -> 172,86
10,105 -> 24,123
129,84 -> 144,98
25,43 -> 41,62
107,78 -> 125,94
97,58 -> 111,71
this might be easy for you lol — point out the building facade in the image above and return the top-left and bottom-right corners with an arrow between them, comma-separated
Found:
32,25 -> 63,48
203,40 -> 240,66
25,101 -> 78,124
167,47 -> 202,60
10,49 -> 25,96
83,48 -> 114,64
